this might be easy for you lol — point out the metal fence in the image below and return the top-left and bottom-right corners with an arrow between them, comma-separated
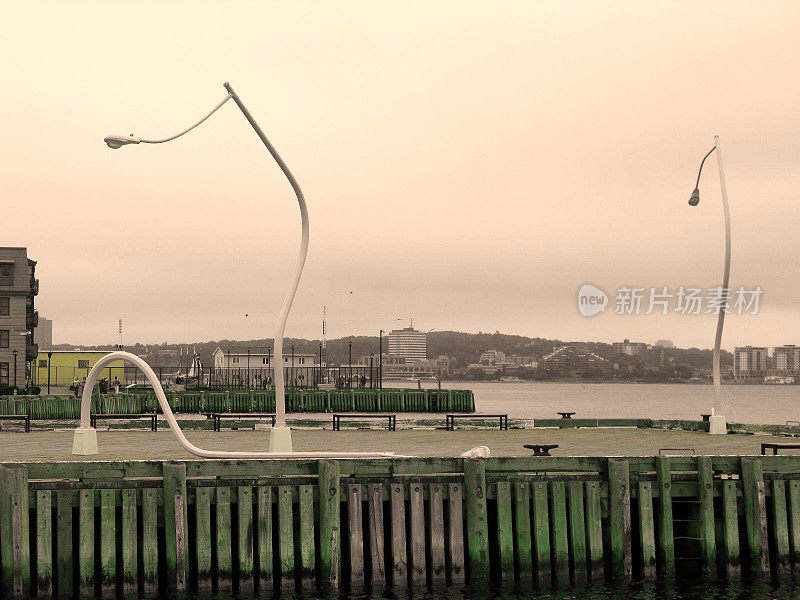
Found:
33,365 -> 384,390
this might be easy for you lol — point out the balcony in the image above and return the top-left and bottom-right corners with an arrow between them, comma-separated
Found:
29,278 -> 39,296
27,310 -> 38,328
26,342 -> 38,362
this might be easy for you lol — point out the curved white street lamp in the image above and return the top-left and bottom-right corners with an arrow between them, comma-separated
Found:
689,135 -> 731,435
101,82 -> 310,452
72,351 -> 396,458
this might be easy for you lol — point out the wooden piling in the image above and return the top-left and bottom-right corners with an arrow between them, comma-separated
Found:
787,481 -> 800,578
550,481 -> 570,584
772,479 -> 791,578
741,458 -> 769,576
141,488 -> 158,593
257,486 -> 273,591
0,465 -> 30,598
368,483 -> 386,589
448,482 -> 465,586
721,480 -> 741,578
100,488 -> 116,596
698,456 -> 717,578
163,461 -> 188,590
567,481 -> 587,584
584,480 -> 604,582
277,485 -> 294,590
35,490 -> 52,597
390,482 -> 408,588
608,459 -> 632,580
299,484 -> 316,589
409,482 -> 427,586
216,486 -> 233,590
195,487 -> 212,591
121,488 -> 137,593
513,481 -> 533,584
656,456 -> 675,576
637,480 -> 656,580
318,460 -> 341,590
238,485 -> 255,593
429,483 -> 447,586
496,481 -> 514,585
532,480 -> 551,586
348,484 -> 365,589
464,459 -> 489,584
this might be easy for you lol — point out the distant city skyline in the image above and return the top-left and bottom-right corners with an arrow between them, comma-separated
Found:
4,3 -> 799,350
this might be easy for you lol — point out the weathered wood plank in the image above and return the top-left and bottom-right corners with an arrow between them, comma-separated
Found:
257,486 -> 273,591
238,485 -> 255,593
368,483 -> 386,589
163,461 -> 188,590
549,481 -> 569,585
495,481 -> 514,585
741,458 -> 769,576
100,488 -> 116,596
567,481 -> 587,584
656,456 -> 675,577
584,480 -> 604,582
464,459 -> 489,585
347,483 -> 365,590
637,480 -> 656,580
195,487 -> 212,591
318,460 -> 341,590
721,480 -> 741,578
409,482 -> 427,586
513,481 -> 533,584
429,483 -> 446,586
141,487 -> 158,594
532,480 -> 551,586
277,485 -> 294,591
216,486 -> 233,590
121,488 -> 138,593
390,482 -> 408,588
772,479 -> 791,579
299,484 -> 316,590
36,490 -> 52,597
78,489 -> 95,596
608,459 -> 632,581
0,465 -> 31,598
56,490 -> 73,596
787,481 -> 800,579
698,456 -> 717,579
448,482 -> 465,586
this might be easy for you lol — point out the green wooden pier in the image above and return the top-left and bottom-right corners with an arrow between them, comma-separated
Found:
1,454 -> 797,597
0,388 -> 475,420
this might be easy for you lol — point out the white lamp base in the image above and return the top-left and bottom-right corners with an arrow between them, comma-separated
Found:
269,426 -> 293,453
72,427 -> 99,455
708,415 -> 727,435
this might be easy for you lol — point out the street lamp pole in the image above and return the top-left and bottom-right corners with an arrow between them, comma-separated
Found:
379,329 -> 383,389
247,347 -> 251,389
689,135 -> 731,434
13,349 -> 18,388
104,82 -> 309,452
348,341 -> 352,389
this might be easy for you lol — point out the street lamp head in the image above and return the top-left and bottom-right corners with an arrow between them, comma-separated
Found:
689,188 -> 700,206
104,134 -> 141,149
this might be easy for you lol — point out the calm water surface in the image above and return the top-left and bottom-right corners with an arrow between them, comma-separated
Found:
149,580 -> 800,600
382,381 -> 800,425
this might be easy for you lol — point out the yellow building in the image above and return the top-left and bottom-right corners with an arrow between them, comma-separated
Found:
35,351 -> 126,386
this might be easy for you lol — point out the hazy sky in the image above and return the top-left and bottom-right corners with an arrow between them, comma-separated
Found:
4,2 -> 800,350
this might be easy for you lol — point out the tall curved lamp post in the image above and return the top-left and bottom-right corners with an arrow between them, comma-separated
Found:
104,82 -> 309,452
689,135 -> 731,435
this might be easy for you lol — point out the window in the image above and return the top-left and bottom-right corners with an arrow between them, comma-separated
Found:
233,357 -> 239,364
77,360 -> 90,369
0,362 -> 8,385
262,357 -> 269,364
299,357 -> 305,365
0,330 -> 8,348
0,262 -> 13,284
38,359 -> 47,368
0,297 -> 8,316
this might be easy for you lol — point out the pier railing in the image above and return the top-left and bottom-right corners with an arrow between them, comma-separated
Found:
0,388 -> 475,419
1,455 -> 797,596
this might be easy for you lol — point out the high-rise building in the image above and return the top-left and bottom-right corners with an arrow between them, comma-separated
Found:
0,247 -> 39,387
34,316 -> 53,349
734,346 -> 768,379
388,327 -> 427,363
613,339 -> 648,356
654,339 -> 674,348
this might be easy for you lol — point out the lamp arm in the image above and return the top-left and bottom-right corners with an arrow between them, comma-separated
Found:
694,145 -> 717,190
137,93 -> 233,144
222,81 -> 309,429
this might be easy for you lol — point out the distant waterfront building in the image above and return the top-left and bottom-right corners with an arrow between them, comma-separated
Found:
388,327 -> 427,363
654,339 -> 674,349
35,350 -> 125,386
542,345 -> 611,375
613,339 -> 648,356
734,346 -> 769,380
34,316 -> 53,349
770,345 -> 800,376
0,247 -> 39,387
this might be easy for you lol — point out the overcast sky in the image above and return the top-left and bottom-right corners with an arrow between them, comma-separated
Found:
4,1 -> 799,350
